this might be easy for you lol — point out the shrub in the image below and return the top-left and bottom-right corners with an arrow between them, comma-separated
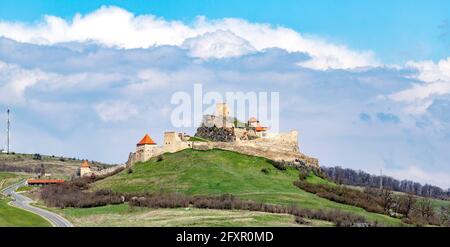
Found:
294,216 -> 308,225
33,153 -> 42,160
439,205 -> 450,226
156,155 -> 164,162
261,168 -> 269,174
40,181 -> 123,208
128,193 -> 374,227
268,160 -> 287,171
293,179 -> 443,226
294,179 -> 385,214
298,172 -> 308,181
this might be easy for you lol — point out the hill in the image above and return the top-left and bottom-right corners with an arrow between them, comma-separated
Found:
92,149 -> 403,226
0,153 -> 113,179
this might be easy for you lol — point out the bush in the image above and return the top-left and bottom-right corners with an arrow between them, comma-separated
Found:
156,155 -> 164,162
298,172 -> 308,181
294,179 -> 385,215
293,179 -> 443,226
261,168 -> 269,174
40,181 -> 123,208
268,160 -> 287,171
294,216 -> 308,225
128,193 -> 374,227
33,153 -> 42,160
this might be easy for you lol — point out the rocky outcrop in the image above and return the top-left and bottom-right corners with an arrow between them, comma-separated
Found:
195,126 -> 236,142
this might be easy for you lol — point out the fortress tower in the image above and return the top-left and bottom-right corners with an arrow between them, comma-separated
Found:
133,133 -> 163,163
80,160 -> 92,177
216,103 -> 230,119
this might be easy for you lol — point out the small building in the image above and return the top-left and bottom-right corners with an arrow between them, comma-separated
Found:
248,117 -> 258,127
133,133 -> 164,163
248,117 -> 268,137
80,160 -> 92,177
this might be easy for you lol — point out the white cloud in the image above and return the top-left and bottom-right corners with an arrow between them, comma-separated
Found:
181,30 -> 256,59
0,6 -> 378,70
95,100 -> 138,122
388,58 -> 450,114
406,58 -> 450,83
0,60 -> 48,104
122,67 -> 214,95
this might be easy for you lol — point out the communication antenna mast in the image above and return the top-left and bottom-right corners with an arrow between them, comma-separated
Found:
380,168 -> 383,190
6,108 -> 10,153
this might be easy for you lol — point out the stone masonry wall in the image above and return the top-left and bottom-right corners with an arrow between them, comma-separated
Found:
128,130 -> 319,168
192,139 -> 319,167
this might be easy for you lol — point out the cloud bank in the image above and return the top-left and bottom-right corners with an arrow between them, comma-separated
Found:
0,6 -> 378,70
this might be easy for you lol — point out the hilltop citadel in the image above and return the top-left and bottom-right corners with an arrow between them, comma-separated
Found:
126,103 -> 318,169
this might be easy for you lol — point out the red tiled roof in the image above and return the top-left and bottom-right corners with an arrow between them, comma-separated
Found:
81,160 -> 90,168
255,126 -> 268,132
27,179 -> 65,184
137,134 -> 156,146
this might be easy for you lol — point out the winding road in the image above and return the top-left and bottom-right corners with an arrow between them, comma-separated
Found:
1,180 -> 73,227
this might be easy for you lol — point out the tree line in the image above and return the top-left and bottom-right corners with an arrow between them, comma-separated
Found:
322,166 -> 450,200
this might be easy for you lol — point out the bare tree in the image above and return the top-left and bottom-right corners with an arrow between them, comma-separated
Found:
414,199 -> 435,224
439,205 -> 450,226
380,188 -> 394,214
396,193 -> 416,217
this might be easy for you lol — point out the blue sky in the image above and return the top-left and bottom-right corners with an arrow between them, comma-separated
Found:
0,1 -> 450,188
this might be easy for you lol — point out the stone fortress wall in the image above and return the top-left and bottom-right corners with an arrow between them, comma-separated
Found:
128,132 -> 194,165
127,103 -> 319,168
92,164 -> 127,177
191,131 -> 318,167
80,162 -> 127,178
128,130 -> 318,167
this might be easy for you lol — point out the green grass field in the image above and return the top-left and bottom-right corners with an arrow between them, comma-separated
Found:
0,198 -> 51,227
16,186 -> 33,192
0,172 -> 51,227
93,149 -> 404,226
0,172 -> 27,191
46,203 -> 332,227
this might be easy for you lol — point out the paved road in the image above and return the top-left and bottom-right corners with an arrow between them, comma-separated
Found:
1,180 -> 73,227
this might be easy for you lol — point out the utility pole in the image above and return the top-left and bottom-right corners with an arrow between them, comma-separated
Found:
380,168 -> 383,190
6,108 -> 10,154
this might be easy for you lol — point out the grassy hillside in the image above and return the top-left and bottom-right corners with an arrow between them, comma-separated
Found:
0,198 -> 51,227
0,172 -> 50,227
46,203 -> 332,227
0,172 -> 26,190
0,153 -> 114,179
93,149 -> 403,226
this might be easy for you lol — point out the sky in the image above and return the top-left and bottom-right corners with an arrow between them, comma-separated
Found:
0,1 -> 450,188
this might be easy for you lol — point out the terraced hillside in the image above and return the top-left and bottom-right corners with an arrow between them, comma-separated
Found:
93,149 -> 403,226
0,153 -> 113,179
